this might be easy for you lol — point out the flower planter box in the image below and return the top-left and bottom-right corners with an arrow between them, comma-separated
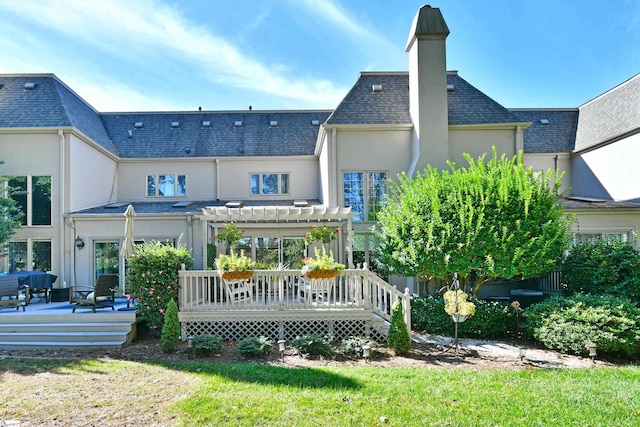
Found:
303,270 -> 340,279
219,271 -> 254,281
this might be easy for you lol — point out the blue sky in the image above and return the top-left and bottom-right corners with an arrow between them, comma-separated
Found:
1,0 -> 638,112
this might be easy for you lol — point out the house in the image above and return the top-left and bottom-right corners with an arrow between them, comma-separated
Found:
2,5 -> 640,297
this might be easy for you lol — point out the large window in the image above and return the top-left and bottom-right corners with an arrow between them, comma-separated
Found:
6,240 -> 51,273
255,236 -> 306,268
343,172 -> 387,222
573,232 -> 633,244
250,173 -> 290,195
147,175 -> 186,197
9,175 -> 52,226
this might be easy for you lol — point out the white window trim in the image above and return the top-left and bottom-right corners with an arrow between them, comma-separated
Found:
250,172 -> 290,196
146,174 -> 187,198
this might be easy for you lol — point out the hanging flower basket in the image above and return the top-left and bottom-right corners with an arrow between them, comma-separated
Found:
303,269 -> 340,279
219,270 -> 254,281
450,314 -> 469,323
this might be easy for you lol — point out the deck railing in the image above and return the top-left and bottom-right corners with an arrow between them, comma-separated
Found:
178,267 -> 411,329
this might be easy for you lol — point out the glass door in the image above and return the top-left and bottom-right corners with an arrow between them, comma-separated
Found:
94,241 -> 119,281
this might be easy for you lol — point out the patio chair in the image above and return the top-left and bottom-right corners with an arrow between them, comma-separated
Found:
298,276 -> 334,304
70,274 -> 118,313
222,277 -> 253,303
0,275 -> 27,311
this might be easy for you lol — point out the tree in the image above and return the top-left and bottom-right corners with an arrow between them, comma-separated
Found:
376,148 -> 572,296
387,301 -> 411,356
161,298 -> 181,353
0,161 -> 22,255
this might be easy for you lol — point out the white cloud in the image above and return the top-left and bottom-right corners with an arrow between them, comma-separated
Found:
0,0 -> 349,109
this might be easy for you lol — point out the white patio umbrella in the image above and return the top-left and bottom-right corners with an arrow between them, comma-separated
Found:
120,204 -> 136,259
119,204 -> 136,300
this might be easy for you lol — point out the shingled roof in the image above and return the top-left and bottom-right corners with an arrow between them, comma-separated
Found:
101,110 -> 331,158
326,71 -> 524,126
575,73 -> 640,152
0,74 -> 115,155
510,109 -> 578,153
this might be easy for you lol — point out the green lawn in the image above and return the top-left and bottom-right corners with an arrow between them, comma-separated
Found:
1,359 -> 638,426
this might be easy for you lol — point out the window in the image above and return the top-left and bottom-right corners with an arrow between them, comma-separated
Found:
573,232 -> 633,245
147,175 -> 186,197
343,171 -> 387,221
95,241 -> 120,280
254,236 -> 306,268
8,175 -> 52,226
250,173 -> 290,195
6,240 -> 51,272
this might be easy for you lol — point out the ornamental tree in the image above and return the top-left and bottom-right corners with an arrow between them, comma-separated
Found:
376,148 -> 572,296
0,161 -> 22,254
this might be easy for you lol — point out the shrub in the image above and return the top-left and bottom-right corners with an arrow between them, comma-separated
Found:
562,240 -> 640,303
237,336 -> 274,358
290,334 -> 333,359
339,336 -> 378,358
126,240 -> 193,333
193,334 -> 223,357
160,298 -> 180,353
411,296 -> 515,339
387,301 -> 411,356
523,294 -> 640,357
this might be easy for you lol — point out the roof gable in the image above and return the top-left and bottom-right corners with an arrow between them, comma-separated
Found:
575,73 -> 640,152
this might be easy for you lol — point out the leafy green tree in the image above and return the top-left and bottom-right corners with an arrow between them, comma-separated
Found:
0,161 -> 22,254
376,148 -> 572,296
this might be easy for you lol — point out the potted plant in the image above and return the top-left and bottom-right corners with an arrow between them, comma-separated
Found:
216,249 -> 256,281
211,223 -> 244,254
304,225 -> 340,246
443,289 -> 476,322
301,247 -> 345,279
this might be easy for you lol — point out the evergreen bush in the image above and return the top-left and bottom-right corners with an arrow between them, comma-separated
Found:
160,298 -> 180,353
387,301 -> 411,356
126,240 -> 193,333
290,334 -> 333,358
237,336 -> 274,358
523,294 -> 640,357
193,334 -> 223,357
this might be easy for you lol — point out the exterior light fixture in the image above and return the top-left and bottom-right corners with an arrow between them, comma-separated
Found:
587,343 -> 597,363
75,236 -> 85,250
186,336 -> 195,359
278,339 -> 286,362
362,345 -> 371,362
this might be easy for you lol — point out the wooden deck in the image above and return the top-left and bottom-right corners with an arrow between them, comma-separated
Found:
0,296 -> 137,350
178,268 -> 410,341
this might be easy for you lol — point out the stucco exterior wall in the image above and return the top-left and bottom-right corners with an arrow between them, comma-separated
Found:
448,128 -> 517,167
523,153 -> 572,194
217,157 -> 319,202
0,131 -> 62,276
117,159 -> 216,201
569,209 -> 640,239
571,133 -> 640,202
69,134 -> 117,211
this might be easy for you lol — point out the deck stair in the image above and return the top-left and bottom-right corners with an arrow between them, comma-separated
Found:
0,301 -> 137,351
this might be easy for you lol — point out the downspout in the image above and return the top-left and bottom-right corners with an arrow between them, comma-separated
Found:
407,131 -> 420,177
554,155 -> 559,196
215,158 -> 221,200
58,129 -> 66,286
330,127 -> 337,207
